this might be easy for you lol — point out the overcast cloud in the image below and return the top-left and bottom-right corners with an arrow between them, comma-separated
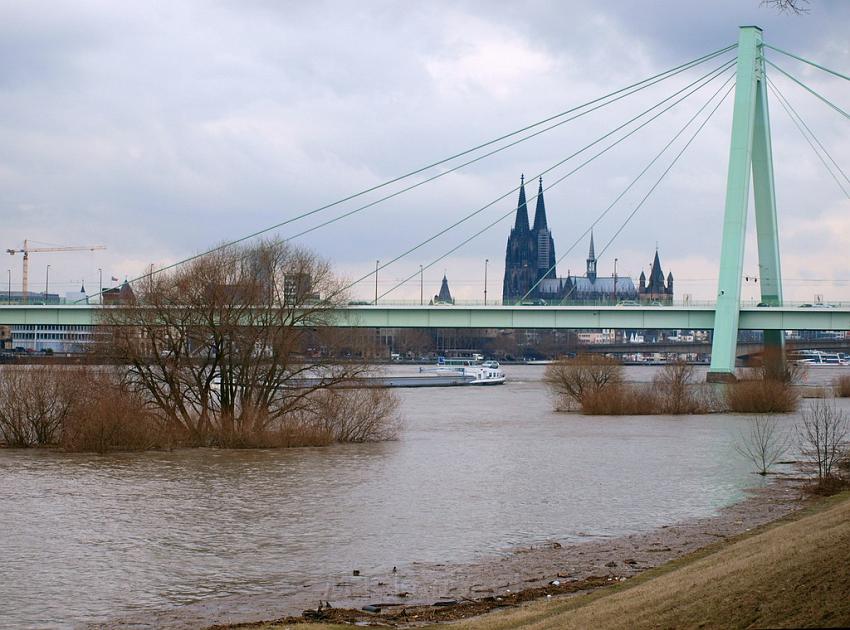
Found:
1,0 -> 849,302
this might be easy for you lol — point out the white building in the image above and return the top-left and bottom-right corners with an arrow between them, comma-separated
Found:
11,324 -> 97,353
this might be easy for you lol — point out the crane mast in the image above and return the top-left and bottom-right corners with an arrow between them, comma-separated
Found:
6,239 -> 106,304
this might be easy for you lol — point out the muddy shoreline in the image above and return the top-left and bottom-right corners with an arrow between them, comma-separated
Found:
100,475 -> 807,629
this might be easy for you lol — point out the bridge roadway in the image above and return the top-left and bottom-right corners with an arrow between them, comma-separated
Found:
581,339 -> 850,356
2,304 -> 850,331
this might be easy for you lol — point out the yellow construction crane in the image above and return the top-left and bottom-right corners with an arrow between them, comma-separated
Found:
6,239 -> 106,303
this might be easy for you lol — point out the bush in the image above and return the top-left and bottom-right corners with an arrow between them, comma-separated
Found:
543,357 -> 722,415
312,387 -> 402,442
725,378 -> 799,413
211,409 -> 335,448
580,383 -> 659,415
201,387 -> 400,447
544,355 -> 623,411
60,370 -> 163,453
0,366 -> 163,452
653,361 -> 717,414
0,364 -> 401,451
0,366 -> 73,447
807,475 -> 850,496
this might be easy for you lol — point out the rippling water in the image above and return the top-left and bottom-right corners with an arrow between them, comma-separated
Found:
0,365 -> 839,628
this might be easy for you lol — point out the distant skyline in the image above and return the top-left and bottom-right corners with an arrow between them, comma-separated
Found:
1,1 -> 848,302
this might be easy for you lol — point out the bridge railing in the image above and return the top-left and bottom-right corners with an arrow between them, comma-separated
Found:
340,299 -> 850,308
4,298 -> 850,308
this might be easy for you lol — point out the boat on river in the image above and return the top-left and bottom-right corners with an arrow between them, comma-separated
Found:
418,358 -> 506,385
790,350 -> 850,366
213,359 -> 506,389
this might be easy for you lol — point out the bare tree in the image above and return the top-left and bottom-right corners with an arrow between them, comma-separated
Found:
393,329 -> 433,357
761,0 -> 810,14
99,239 -> 375,445
488,331 -> 520,360
544,355 -> 623,410
797,400 -> 849,482
736,416 -> 790,475
654,361 -> 698,414
313,386 -> 401,442
0,367 -> 74,447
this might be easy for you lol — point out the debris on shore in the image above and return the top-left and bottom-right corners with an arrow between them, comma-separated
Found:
209,576 -> 613,628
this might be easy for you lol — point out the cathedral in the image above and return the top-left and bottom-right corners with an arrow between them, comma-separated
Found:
502,175 -> 673,305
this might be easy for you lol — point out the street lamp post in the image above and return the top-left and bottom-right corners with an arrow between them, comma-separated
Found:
419,265 -> 423,306
7,269 -> 10,304
45,264 -> 50,304
374,260 -> 379,305
613,258 -> 618,303
98,268 -> 103,304
484,258 -> 489,305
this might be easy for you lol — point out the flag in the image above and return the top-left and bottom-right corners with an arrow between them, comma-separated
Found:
111,276 -> 119,282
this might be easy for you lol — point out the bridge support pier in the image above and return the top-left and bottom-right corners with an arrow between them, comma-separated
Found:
706,369 -> 738,384
708,25 -> 784,382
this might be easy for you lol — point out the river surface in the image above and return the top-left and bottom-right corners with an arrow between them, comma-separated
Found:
0,365 -> 841,629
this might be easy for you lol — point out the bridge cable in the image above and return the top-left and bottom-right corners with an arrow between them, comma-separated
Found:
280,56 -> 739,246
767,78 -> 850,197
94,45 -> 736,301
594,82 -> 735,266
517,74 -> 736,304
766,60 -> 850,121
762,44 -> 850,83
372,65 -> 735,302
361,61 -> 735,301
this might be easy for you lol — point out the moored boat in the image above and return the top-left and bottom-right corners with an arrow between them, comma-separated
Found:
419,357 -> 506,385
790,350 -> 850,366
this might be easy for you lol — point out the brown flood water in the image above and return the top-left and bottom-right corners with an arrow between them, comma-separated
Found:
0,365 -> 841,629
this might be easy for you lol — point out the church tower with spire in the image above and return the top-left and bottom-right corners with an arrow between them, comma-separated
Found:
638,248 -> 674,304
586,231 -> 597,283
532,176 -> 557,282
433,274 -> 454,305
500,172 -> 667,305
502,175 -> 539,303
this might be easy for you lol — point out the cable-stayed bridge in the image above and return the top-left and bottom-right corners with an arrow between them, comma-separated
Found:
3,26 -> 849,382
4,303 -> 850,331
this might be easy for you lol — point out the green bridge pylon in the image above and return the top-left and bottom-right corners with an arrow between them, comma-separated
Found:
707,26 -> 784,383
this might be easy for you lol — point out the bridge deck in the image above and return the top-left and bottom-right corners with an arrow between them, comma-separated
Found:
1,304 -> 849,330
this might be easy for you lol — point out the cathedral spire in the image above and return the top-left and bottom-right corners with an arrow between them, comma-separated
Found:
436,274 -> 454,304
532,176 -> 548,231
586,231 -> 597,282
648,249 -> 665,292
513,174 -> 530,232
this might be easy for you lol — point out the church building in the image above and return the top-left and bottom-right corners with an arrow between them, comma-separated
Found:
502,175 -> 673,305
431,274 -> 455,305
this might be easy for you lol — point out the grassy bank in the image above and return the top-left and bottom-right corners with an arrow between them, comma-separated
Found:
246,491 -> 850,630
449,491 -> 850,630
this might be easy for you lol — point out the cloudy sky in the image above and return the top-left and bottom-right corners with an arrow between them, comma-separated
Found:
1,0 -> 849,303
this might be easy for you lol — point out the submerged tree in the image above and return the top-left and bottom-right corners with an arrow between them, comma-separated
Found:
736,416 -> 790,476
544,354 -> 623,410
797,400 -> 849,483
99,239 -> 379,445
